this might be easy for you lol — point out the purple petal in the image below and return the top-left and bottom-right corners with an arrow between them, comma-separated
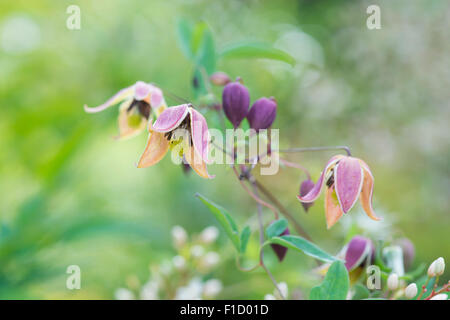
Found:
335,157 -> 363,213
134,81 -> 152,101
189,108 -> 210,163
84,85 -> 134,113
150,86 -> 163,108
296,155 -> 343,203
152,104 -> 189,133
299,179 -> 315,212
345,236 -> 372,271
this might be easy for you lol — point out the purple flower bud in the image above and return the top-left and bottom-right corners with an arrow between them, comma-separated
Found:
299,179 -> 315,212
222,81 -> 250,128
210,72 -> 231,86
344,235 -> 374,271
270,227 -> 290,262
396,238 -> 415,271
247,97 -> 277,131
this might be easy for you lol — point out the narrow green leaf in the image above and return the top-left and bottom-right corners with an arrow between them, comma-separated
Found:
240,226 -> 251,253
265,218 -> 288,239
220,42 -> 296,66
195,28 -> 216,74
270,235 -> 338,263
196,193 -> 240,251
309,261 -> 349,300
176,18 -> 194,60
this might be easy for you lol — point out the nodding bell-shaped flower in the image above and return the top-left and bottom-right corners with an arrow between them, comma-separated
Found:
344,235 -> 374,271
297,155 -> 381,229
270,227 -> 290,262
247,97 -> 277,131
84,81 -> 167,140
222,80 -> 250,128
299,178 -> 315,212
137,104 -> 213,179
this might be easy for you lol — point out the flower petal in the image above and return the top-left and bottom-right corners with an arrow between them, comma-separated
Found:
296,155 -> 343,203
360,164 -> 381,221
84,85 -> 134,113
137,131 -> 170,168
335,157 -> 363,213
152,104 -> 189,133
344,236 -> 372,271
189,108 -> 210,163
184,145 -> 214,179
116,100 -> 147,140
149,85 -> 164,108
325,186 -> 343,229
134,81 -> 152,101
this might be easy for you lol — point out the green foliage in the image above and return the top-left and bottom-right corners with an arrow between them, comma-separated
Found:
220,42 -> 296,66
239,226 -> 251,254
310,261 -> 349,300
269,235 -> 337,263
265,218 -> 288,239
352,284 -> 370,300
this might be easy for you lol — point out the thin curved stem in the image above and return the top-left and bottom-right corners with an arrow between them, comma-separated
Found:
277,146 -> 351,156
279,158 -> 311,179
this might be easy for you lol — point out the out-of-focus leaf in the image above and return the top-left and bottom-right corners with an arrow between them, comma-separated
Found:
196,28 -> 216,74
240,226 -> 251,253
269,235 -> 337,263
310,261 -> 349,300
176,18 -> 194,60
265,218 -> 288,239
352,283 -> 370,300
196,193 -> 240,251
220,42 -> 296,66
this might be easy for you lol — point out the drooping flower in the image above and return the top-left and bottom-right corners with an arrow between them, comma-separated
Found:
344,235 -> 374,271
247,97 -> 277,131
84,81 -> 166,140
297,155 -> 381,229
299,178 -> 315,212
222,80 -> 250,128
137,104 -> 213,179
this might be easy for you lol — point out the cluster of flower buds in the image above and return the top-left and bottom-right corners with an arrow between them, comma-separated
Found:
222,78 -> 277,131
115,225 -> 223,300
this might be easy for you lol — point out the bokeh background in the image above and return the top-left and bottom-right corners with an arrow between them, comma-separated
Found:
0,0 -> 449,299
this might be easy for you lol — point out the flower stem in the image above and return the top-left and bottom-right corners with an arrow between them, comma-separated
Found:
277,145 -> 351,156
279,158 -> 311,179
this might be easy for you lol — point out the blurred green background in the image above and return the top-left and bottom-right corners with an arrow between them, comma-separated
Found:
0,0 -> 448,299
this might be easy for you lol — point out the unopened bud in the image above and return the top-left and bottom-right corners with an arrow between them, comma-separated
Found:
222,81 -> 250,128
172,255 -> 186,270
270,227 -> 290,262
203,279 -> 223,298
200,226 -> 219,244
387,273 -> 399,291
210,72 -> 231,86
200,251 -> 220,269
430,293 -> 448,300
405,283 -> 418,299
299,179 -> 315,212
434,257 -> 445,276
171,225 -> 188,248
247,97 -> 277,131
190,245 -> 205,258
428,260 -> 437,277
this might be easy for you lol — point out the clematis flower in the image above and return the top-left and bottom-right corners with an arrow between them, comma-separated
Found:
84,81 -> 167,140
137,104 -> 213,179
297,155 -> 381,229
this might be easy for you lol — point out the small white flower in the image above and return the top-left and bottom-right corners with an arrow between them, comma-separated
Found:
140,281 -> 159,300
115,288 -> 135,300
387,273 -> 399,291
175,278 -> 203,300
172,255 -> 186,270
274,282 -> 288,300
434,257 -> 445,276
172,225 -> 188,248
201,252 -> 220,268
200,226 -> 219,244
404,283 -> 418,299
264,294 -> 276,300
191,245 -> 205,258
430,293 -> 448,300
203,279 -> 223,298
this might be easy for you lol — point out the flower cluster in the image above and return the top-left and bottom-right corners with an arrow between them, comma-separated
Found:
114,225 -> 223,300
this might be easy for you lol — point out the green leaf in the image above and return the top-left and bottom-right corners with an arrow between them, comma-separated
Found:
240,226 -> 251,253
352,284 -> 370,300
265,218 -> 288,239
309,261 -> 349,300
176,18 -> 194,60
220,42 -> 296,66
270,235 -> 338,263
196,193 -> 240,251
195,27 -> 216,74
